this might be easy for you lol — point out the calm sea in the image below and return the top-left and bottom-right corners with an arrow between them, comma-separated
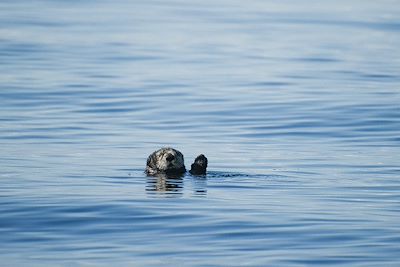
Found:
1,1 -> 400,266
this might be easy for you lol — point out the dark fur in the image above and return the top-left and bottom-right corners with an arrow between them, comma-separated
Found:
146,148 -> 207,176
189,154 -> 208,175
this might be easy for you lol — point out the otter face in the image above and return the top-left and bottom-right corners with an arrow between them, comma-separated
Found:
146,148 -> 186,176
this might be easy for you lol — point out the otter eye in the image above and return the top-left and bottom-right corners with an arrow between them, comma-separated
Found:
166,154 -> 175,162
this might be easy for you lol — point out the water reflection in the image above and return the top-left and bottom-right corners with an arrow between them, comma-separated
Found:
146,174 -> 207,197
190,175 -> 207,197
146,174 -> 184,197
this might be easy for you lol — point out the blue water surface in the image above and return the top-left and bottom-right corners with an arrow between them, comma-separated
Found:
1,1 -> 400,266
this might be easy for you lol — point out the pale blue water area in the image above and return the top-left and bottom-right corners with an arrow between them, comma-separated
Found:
1,0 -> 400,266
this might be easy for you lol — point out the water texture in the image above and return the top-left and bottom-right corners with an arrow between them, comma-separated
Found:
1,1 -> 400,266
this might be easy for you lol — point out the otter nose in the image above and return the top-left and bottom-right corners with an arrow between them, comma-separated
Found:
166,154 -> 175,162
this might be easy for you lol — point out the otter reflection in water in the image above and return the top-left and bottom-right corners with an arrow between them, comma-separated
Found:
146,174 -> 207,197
146,173 -> 184,196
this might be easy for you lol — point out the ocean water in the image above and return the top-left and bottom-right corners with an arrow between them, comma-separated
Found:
1,1 -> 400,266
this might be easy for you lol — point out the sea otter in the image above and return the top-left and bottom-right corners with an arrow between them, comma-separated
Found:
145,147 -> 207,176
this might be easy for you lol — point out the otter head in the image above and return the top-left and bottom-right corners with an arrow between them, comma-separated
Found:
146,148 -> 186,176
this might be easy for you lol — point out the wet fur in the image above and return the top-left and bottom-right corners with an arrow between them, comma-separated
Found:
146,148 -> 207,176
189,154 -> 208,175
146,148 -> 186,175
